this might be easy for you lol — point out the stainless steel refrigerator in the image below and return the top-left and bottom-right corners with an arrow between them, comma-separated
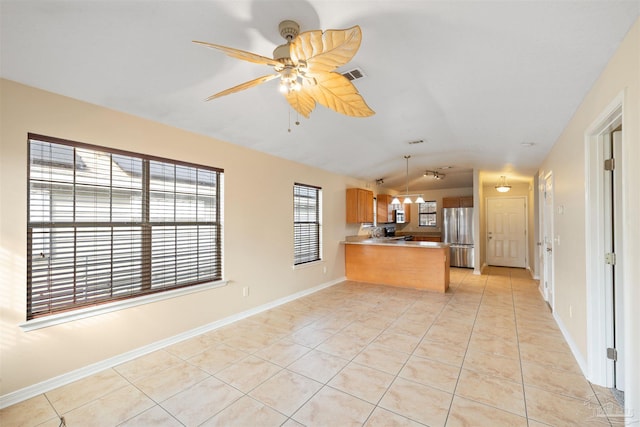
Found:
443,207 -> 474,268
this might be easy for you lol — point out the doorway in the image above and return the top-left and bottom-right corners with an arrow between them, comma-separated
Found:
604,128 -> 624,392
486,197 -> 527,268
585,96 -> 624,392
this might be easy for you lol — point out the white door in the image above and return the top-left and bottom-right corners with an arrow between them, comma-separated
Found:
486,197 -> 527,268
542,173 -> 554,311
604,130 -> 624,391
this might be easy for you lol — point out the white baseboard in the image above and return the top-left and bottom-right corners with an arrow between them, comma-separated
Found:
537,283 -> 546,299
526,266 -> 539,280
553,311 -> 588,377
480,263 -> 488,274
0,277 -> 345,410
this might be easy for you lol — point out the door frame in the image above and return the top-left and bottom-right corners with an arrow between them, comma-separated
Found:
539,171 -> 554,310
485,196 -> 528,268
584,92 -> 623,387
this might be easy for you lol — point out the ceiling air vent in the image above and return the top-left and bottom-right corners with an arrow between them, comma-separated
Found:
342,67 -> 366,81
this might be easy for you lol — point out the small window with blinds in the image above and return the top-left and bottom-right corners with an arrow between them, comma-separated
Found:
419,201 -> 437,227
27,134 -> 223,320
293,183 -> 321,265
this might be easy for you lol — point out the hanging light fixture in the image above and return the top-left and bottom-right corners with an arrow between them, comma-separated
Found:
495,175 -> 512,192
391,156 -> 425,205
424,170 -> 445,180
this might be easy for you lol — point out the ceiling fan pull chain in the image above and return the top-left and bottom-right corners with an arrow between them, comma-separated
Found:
288,108 -> 292,133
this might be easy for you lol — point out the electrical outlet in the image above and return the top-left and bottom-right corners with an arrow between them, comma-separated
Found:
323,266 -> 327,274
569,304 -> 573,318
242,287 -> 249,297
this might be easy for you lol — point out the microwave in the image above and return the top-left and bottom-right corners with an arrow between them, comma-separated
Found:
394,209 -> 405,223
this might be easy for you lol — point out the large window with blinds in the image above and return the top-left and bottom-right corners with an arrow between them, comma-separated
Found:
27,134 -> 223,320
293,183 -> 321,265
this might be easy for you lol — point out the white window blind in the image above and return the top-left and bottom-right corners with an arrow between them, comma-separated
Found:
27,134 -> 223,320
293,183 -> 321,265
419,201 -> 437,227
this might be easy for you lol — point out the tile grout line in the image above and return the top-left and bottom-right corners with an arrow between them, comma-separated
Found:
10,270 -> 555,426
359,278 -> 457,426
443,269 -> 488,426
509,268 -> 532,426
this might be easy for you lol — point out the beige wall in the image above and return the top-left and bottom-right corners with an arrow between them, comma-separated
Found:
0,79 -> 362,397
538,18 -> 639,421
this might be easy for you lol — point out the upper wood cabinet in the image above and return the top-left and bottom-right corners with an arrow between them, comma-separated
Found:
443,196 -> 474,208
460,196 -> 473,207
346,188 -> 374,223
376,194 -> 393,224
402,202 -> 411,223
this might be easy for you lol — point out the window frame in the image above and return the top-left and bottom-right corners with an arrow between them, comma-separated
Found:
418,200 -> 438,227
293,183 -> 322,266
26,133 -> 224,322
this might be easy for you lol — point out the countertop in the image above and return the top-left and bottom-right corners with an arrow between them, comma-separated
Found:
342,236 -> 449,249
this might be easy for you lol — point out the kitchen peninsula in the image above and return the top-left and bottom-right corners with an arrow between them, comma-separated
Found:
342,237 -> 450,292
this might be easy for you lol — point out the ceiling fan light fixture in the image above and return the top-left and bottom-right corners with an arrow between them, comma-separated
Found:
495,176 -> 512,193
278,66 -> 302,93
194,20 -> 375,118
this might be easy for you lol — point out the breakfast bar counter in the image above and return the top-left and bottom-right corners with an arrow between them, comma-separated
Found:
342,238 -> 450,292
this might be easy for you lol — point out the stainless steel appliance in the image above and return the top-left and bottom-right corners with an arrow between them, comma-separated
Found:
394,209 -> 405,223
443,207 -> 474,268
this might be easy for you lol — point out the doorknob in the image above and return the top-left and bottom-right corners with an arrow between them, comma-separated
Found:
546,247 -> 552,253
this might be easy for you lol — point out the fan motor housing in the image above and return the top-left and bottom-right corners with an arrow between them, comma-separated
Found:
279,20 -> 300,41
273,43 -> 291,62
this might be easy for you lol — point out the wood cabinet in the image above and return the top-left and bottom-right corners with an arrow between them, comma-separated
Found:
345,242 -> 449,292
376,194 -> 393,224
346,188 -> 373,223
460,196 -> 473,207
402,202 -> 411,223
443,196 -> 473,208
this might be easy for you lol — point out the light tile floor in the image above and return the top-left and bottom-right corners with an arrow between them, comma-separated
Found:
1,267 -> 625,426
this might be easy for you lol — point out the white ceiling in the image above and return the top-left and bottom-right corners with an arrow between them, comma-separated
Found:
2,1 -> 638,193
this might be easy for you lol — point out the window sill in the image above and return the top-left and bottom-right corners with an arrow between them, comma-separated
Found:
293,260 -> 324,270
19,280 -> 229,332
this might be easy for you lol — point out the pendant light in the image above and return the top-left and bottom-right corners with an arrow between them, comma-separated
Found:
391,155 -> 425,205
495,175 -> 511,193
403,155 -> 412,204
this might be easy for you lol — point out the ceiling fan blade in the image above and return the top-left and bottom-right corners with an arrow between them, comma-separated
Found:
284,88 -> 316,119
290,26 -> 362,73
205,74 -> 280,101
193,40 -> 282,67
305,72 -> 375,117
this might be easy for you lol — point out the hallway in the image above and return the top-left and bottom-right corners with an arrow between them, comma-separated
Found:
1,267 -> 623,426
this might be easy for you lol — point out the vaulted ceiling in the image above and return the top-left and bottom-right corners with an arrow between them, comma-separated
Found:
2,1 -> 638,192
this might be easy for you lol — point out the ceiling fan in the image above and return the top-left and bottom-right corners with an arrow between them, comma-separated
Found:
193,20 -> 375,119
